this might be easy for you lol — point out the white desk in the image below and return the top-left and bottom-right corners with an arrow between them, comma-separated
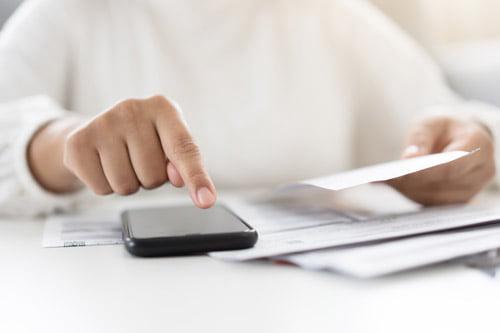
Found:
2,190 -> 500,333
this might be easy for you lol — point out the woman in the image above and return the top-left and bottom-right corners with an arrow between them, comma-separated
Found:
0,0 -> 497,216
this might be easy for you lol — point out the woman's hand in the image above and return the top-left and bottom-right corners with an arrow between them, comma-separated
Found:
387,115 -> 496,206
29,95 -> 216,209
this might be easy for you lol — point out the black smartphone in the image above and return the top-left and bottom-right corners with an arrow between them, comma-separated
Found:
121,205 -> 258,257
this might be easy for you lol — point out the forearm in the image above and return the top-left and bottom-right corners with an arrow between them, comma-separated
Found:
28,117 -> 83,194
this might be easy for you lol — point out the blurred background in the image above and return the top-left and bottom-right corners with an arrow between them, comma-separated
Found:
372,0 -> 500,107
1,0 -> 499,106
0,0 -> 20,28
372,0 -> 500,46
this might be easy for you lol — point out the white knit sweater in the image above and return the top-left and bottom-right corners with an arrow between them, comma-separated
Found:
0,0 -> 499,216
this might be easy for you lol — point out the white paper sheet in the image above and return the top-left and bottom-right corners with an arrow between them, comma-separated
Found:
43,213 -> 122,247
288,150 -> 474,191
210,196 -> 500,261
282,224 -> 500,278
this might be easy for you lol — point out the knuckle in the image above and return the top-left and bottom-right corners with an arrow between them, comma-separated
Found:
172,137 -> 200,159
115,99 -> 142,122
115,183 -> 140,196
148,95 -> 169,106
96,100 -> 147,136
150,96 -> 180,118
185,168 -> 207,184
141,172 -> 168,190
113,177 -> 140,196
468,128 -> 487,144
92,113 -> 115,132
116,98 -> 141,111
406,127 -> 433,147
92,186 -> 113,196
103,99 -> 143,124
418,114 -> 447,128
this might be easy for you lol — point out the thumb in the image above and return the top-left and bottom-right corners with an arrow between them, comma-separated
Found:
402,124 -> 437,159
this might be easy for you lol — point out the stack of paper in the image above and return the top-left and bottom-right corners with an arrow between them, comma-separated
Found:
42,150 -> 500,277
210,201 -> 500,261
282,225 -> 500,278
210,150 -> 500,277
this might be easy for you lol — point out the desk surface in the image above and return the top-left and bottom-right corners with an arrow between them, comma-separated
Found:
2,190 -> 500,333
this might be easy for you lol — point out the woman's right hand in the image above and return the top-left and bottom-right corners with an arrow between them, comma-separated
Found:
29,95 -> 217,209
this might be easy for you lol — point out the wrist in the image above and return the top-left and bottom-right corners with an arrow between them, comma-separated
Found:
28,117 -> 83,194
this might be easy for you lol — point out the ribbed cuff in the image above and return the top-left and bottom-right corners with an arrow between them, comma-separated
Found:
12,96 -> 80,212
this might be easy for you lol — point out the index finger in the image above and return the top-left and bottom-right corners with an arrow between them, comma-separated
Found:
152,98 -> 216,208
402,124 -> 436,158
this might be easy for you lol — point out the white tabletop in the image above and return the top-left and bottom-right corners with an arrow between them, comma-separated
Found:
2,190 -> 500,333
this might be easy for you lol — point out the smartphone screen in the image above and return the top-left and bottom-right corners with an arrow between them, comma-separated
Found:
125,205 -> 250,239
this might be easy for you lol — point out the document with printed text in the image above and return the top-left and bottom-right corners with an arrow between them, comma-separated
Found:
282,224 -> 500,278
43,214 -> 122,248
210,192 -> 500,261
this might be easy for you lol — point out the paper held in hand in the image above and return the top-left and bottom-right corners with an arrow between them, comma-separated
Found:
286,149 -> 477,191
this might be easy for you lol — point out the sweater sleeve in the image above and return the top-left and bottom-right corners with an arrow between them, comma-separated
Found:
0,0 -> 81,217
337,0 -> 500,187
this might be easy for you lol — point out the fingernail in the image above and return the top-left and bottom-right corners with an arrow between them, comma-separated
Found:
197,187 -> 215,207
403,145 -> 420,157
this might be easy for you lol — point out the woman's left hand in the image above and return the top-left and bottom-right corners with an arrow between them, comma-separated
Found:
387,114 -> 496,206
